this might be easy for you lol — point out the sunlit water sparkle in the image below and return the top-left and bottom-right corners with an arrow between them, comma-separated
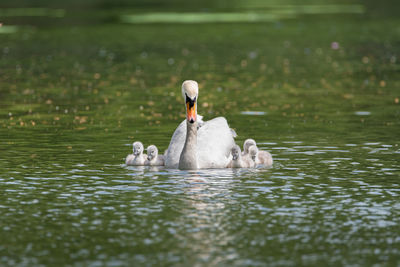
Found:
1,1 -> 400,265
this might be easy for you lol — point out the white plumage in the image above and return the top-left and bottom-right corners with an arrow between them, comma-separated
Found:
249,145 -> 273,167
165,116 -> 235,169
227,144 -> 254,168
145,145 -> 165,166
163,80 -> 235,169
126,141 -> 147,166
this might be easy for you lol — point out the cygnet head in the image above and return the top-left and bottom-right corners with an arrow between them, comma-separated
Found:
133,141 -> 144,156
243,138 -> 256,154
249,145 -> 258,161
231,145 -> 241,160
181,80 -> 198,124
146,145 -> 158,161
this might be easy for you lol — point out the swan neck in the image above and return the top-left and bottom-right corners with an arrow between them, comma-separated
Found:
179,121 -> 198,169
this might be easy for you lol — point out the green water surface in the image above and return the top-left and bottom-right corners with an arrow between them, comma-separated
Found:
0,0 -> 399,266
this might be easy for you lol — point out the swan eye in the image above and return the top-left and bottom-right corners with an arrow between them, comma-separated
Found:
185,94 -> 196,108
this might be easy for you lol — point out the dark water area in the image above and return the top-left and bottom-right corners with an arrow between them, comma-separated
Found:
0,0 -> 399,266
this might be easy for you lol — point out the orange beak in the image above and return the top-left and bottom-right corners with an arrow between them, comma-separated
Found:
186,102 -> 196,123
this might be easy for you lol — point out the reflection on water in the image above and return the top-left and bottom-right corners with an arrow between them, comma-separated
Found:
1,138 -> 399,265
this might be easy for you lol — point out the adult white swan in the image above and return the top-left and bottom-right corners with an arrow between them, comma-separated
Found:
165,80 -> 235,169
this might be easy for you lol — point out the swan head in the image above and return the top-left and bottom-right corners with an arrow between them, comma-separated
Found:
133,141 -> 144,156
249,145 -> 258,161
243,138 -> 256,154
146,145 -> 158,161
231,145 -> 241,160
182,80 -> 198,124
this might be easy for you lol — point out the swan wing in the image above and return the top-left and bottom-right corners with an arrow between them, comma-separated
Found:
164,119 -> 186,168
197,117 -> 235,168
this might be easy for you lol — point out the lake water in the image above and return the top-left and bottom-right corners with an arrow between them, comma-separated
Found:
1,1 -> 399,266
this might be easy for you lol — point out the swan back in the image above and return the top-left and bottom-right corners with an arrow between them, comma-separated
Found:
258,150 -> 273,166
196,117 -> 235,168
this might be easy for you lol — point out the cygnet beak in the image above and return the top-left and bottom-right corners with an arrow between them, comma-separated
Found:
147,156 -> 152,161
186,95 -> 196,124
232,154 -> 238,160
134,150 -> 140,156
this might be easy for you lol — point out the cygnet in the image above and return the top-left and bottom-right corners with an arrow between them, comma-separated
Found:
145,145 -> 165,166
126,141 -> 147,166
227,144 -> 255,168
249,145 -> 273,167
